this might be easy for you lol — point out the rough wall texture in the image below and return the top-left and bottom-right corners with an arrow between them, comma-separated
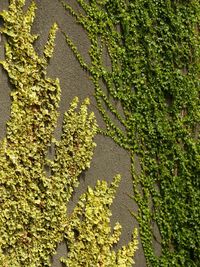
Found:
0,1 -> 146,266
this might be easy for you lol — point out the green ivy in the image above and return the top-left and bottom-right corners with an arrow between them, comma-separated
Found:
0,1 -> 97,266
61,175 -> 138,267
62,0 -> 200,266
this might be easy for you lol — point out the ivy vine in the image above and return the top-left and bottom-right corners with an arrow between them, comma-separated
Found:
61,0 -> 200,266
0,1 -> 139,266
61,175 -> 138,267
0,1 -> 97,265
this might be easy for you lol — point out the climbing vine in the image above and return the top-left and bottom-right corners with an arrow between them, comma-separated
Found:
0,1 -> 97,265
62,0 -> 200,266
0,1 -> 139,266
61,175 -> 138,267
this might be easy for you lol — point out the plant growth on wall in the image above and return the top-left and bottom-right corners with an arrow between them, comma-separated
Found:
62,0 -> 200,266
0,1 -> 138,266
61,175 -> 138,267
0,1 -> 97,265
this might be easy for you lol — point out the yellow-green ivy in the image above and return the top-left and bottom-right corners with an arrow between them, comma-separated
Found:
0,1 -> 97,266
61,175 -> 138,267
0,1 -> 138,267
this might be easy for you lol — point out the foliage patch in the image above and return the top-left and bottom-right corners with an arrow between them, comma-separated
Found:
0,1 -> 97,265
0,1 -> 139,266
62,0 -> 200,266
61,175 -> 138,267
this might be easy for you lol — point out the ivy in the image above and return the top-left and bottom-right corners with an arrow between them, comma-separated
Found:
61,0 -> 200,266
0,1 -> 139,266
0,1 -> 97,265
61,175 -> 138,267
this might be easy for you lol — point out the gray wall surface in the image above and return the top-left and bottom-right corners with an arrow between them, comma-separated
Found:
0,1 -> 146,266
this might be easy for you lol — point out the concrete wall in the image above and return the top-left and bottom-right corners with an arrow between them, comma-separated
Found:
0,1 -> 146,266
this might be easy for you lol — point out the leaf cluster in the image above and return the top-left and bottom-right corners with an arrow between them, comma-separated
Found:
61,175 -> 138,267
